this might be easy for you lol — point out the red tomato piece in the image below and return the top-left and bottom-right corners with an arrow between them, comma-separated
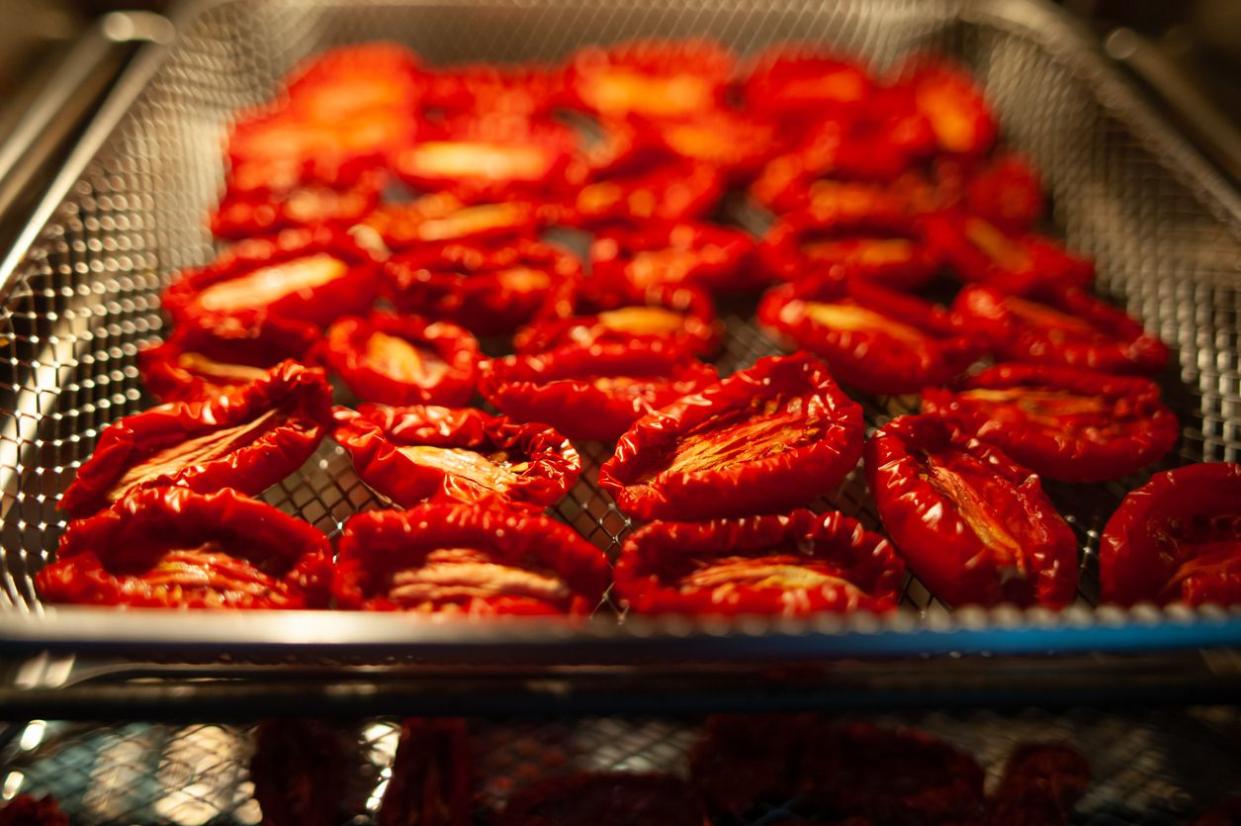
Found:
251,719 -> 348,826
758,277 -> 985,395
211,166 -> 384,240
760,208 -> 941,290
983,743 -> 1090,826
59,361 -> 332,517
161,226 -> 378,329
479,341 -> 719,443
965,152 -> 1045,232
360,193 -> 542,252
37,487 -> 333,609
378,719 -> 473,826
922,212 -> 1093,293
568,160 -> 724,228
599,353 -> 864,521
424,63 -> 563,118
565,39 -> 734,120
0,795 -> 68,826
499,772 -> 703,826
281,42 -> 422,122
614,509 -> 905,615
1100,462 -> 1241,607
643,109 -> 779,180
515,278 -> 721,358
227,107 -> 414,180
383,239 -> 578,337
743,47 -> 874,122
591,221 -> 759,293
333,404 -> 580,509
953,285 -> 1169,374
333,504 -> 610,615
139,310 -> 319,403
922,364 -> 1179,483
865,414 -> 1078,608
897,59 -> 998,156
323,312 -> 480,407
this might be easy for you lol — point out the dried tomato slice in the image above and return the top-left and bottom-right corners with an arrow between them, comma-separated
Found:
59,361 -> 332,517
139,311 -> 319,403
922,364 -> 1179,483
480,341 -> 718,443
498,772 -> 703,826
323,312 -> 480,407
760,208 -> 941,291
865,414 -> 1078,608
743,47 -> 874,122
333,504 -> 610,615
896,59 -> 997,156
1099,462 -> 1241,607
211,166 -> 383,240
758,277 -> 984,395
162,226 -> 378,329
37,487 -> 333,609
281,42 -> 422,122
983,743 -> 1090,826
643,109 -> 779,180
251,719 -> 349,826
514,278 -> 721,358
591,221 -> 760,294
614,509 -> 905,615
0,795 -> 68,826
922,213 -> 1093,294
599,353 -> 864,521
334,404 -> 580,509
378,718 -> 473,826
424,63 -> 563,118
965,153 -> 1044,232
393,117 -> 577,201
565,39 -> 733,120
953,285 -> 1169,374
569,160 -> 724,228
360,193 -> 542,252
383,239 -> 578,336
227,107 -> 413,181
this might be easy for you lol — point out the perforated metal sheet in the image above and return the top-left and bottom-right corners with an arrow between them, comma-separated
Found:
1,0 -> 1240,645
1,708 -> 1239,824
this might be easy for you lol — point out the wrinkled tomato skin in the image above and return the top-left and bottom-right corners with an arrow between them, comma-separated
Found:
615,509 -> 905,616
965,153 -> 1044,232
599,353 -> 864,521
564,39 -> 733,120
1099,462 -> 1241,607
333,404 -> 580,510
897,59 -> 998,156
378,718 -> 472,826
922,212 -> 1093,294
983,743 -> 1090,826
251,719 -> 349,826
567,161 -> 724,228
499,772 -> 704,826
211,166 -> 384,240
922,364 -> 1179,483
361,194 -> 543,251
590,221 -> 760,294
865,414 -> 1078,608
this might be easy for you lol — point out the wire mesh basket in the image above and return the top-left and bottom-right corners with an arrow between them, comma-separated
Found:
1,0 -> 1240,661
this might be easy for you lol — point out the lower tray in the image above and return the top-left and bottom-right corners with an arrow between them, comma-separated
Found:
1,707 -> 1237,824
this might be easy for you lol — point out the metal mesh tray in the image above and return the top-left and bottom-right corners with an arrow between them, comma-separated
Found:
2,708 -> 1239,824
1,0 -> 1241,660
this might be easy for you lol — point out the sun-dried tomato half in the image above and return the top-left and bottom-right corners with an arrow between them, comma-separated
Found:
334,404 -> 580,509
251,719 -> 349,826
591,221 -> 759,294
424,63 -> 563,119
760,208 -> 941,291
323,312 -> 480,407
615,509 -> 904,615
983,743 -> 1090,826
227,107 -> 414,180
0,795 -> 68,826
965,153 -> 1044,232
37,487 -> 333,609
333,504 -> 610,615
479,341 -> 719,443
499,772 -> 704,826
922,213 -> 1093,294
743,47 -> 874,122
60,361 -> 332,518
865,414 -> 1078,607
162,226 -> 378,329
139,311 -> 319,403
211,166 -> 384,240
953,285 -> 1169,374
383,239 -> 578,337
600,353 -> 864,521
569,160 -> 724,228
1100,462 -> 1241,607
361,193 -> 542,252
378,719 -> 472,826
281,42 -> 422,122
515,278 -> 721,358
896,59 -> 997,156
922,364 -> 1179,483
566,39 -> 734,120
758,277 -> 984,395
644,109 -> 779,180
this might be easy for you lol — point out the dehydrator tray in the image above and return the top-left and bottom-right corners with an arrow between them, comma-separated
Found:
1,708 -> 1239,824
1,0 -> 1241,663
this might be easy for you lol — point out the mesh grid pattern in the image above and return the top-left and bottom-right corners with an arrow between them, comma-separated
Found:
1,708 -> 1239,824
1,0 -> 1240,631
